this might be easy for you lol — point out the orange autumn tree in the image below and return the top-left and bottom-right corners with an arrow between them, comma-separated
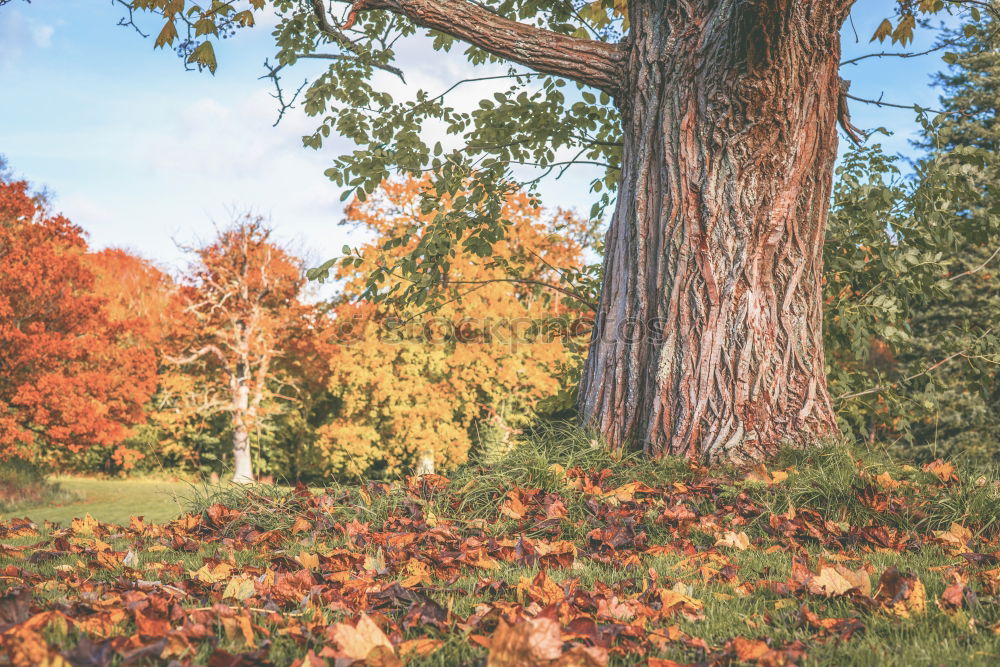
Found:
316,179 -> 592,477
168,216 -> 314,483
0,177 -> 157,466
86,248 -> 177,347
83,248 -> 182,470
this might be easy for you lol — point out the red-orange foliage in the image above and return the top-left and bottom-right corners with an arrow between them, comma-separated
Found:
0,180 -> 157,462
85,248 -> 178,347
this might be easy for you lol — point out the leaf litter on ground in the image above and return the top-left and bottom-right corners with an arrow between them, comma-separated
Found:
2,441 -> 1000,665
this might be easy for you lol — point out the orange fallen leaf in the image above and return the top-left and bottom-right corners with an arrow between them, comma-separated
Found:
923,459 -> 958,483
732,637 -> 771,662
875,472 -> 901,490
485,617 -> 562,666
500,490 -> 528,520
398,638 -> 444,659
291,517 -> 312,534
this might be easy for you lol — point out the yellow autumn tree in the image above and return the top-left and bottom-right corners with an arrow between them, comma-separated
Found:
316,179 -> 592,477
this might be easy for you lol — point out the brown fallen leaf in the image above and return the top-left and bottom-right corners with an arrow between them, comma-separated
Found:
544,497 -> 568,520
938,582 -> 974,614
875,567 -> 927,617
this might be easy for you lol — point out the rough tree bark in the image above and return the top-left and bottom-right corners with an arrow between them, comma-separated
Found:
579,1 -> 847,462
343,0 -> 853,462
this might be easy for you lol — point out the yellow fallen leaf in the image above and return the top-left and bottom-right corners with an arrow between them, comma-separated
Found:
400,558 -> 433,588
71,514 -> 100,537
875,472 -> 901,490
935,523 -> 973,552
191,562 -> 232,584
332,613 -> 395,662
223,574 -> 256,601
715,531 -> 751,551
296,552 -> 320,570
364,548 -> 386,573
808,567 -> 855,597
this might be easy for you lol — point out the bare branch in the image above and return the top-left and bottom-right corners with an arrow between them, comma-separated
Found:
113,0 -> 149,38
166,344 -> 228,367
261,58 -> 309,127
840,42 -> 955,67
845,92 -> 953,116
310,0 -> 407,82
949,246 -> 1000,282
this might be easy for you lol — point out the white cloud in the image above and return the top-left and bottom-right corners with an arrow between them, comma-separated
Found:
0,10 -> 54,68
32,22 -> 54,48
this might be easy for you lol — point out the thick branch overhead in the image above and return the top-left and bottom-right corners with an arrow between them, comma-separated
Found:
330,0 -> 624,96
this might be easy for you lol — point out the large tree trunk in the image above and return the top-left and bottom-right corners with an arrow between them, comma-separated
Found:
579,1 -> 847,463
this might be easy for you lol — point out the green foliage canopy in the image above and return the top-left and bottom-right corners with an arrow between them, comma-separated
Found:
122,0 -> 977,313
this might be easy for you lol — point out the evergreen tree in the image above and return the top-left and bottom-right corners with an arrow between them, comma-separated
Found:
903,13 -> 1000,463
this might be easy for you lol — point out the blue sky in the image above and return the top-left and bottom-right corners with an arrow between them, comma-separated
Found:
0,2 -> 962,273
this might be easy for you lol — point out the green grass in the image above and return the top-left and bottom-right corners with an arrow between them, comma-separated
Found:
3,431 -> 1000,665
0,476 -> 193,525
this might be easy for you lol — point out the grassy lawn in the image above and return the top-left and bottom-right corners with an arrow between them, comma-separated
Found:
2,433 -> 1000,665
0,477 -> 194,525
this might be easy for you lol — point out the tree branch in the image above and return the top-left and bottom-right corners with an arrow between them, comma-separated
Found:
840,40 -> 958,67
845,92 -> 952,116
310,0 -> 407,81
949,246 -> 1000,282
447,277 -> 597,310
835,328 -> 996,403
166,345 -> 228,367
329,0 -> 624,96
